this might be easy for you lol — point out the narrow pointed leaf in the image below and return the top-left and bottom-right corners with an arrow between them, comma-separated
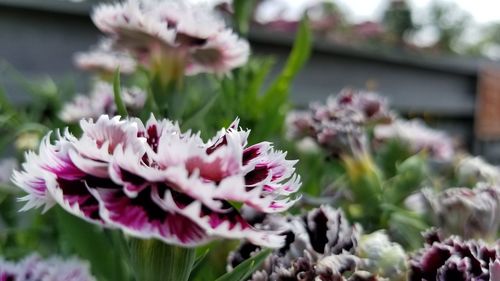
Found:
263,16 -> 312,101
192,249 -> 210,272
254,17 -> 312,139
215,249 -> 271,281
113,68 -> 128,117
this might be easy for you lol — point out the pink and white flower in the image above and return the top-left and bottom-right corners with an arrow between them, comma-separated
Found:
74,39 -> 137,74
13,115 -> 301,248
0,254 -> 96,281
374,119 -> 455,160
92,0 -> 249,76
59,82 -> 146,123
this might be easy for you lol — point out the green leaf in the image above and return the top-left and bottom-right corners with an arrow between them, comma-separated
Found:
388,210 -> 428,250
375,139 -> 412,178
254,17 -> 312,139
113,68 -> 128,117
243,57 -> 275,117
233,0 -> 255,34
128,238 -> 195,281
191,249 -> 210,272
182,90 -> 220,129
341,154 -> 385,230
263,16 -> 312,101
56,208 -> 128,281
0,86 -> 15,114
215,249 -> 271,281
385,154 -> 428,204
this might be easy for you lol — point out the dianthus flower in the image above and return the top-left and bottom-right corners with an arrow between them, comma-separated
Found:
423,185 -> 500,240
92,0 -> 249,76
74,39 -> 137,75
374,119 -> 454,160
287,89 -> 392,158
0,254 -> 96,281
13,115 -> 300,247
409,229 -> 499,281
227,206 -> 377,280
59,82 -> 146,123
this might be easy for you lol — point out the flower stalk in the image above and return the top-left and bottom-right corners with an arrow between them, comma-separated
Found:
128,238 -> 196,281
341,153 -> 384,228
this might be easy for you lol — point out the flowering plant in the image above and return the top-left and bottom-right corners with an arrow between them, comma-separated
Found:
287,90 -> 434,248
0,0 -> 498,280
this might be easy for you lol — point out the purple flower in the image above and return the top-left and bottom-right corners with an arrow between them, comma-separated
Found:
59,82 -> 146,123
374,119 -> 454,160
74,39 -> 137,75
409,229 -> 499,281
227,206 -> 366,280
287,89 -> 392,158
92,0 -> 249,76
13,115 -> 300,247
0,254 -> 96,281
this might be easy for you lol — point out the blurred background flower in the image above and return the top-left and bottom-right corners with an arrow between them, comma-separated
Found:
0,254 -> 96,281
409,229 -> 498,281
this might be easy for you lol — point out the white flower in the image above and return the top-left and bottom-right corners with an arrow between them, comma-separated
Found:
0,254 -> 96,281
74,39 -> 137,74
374,119 -> 454,160
59,82 -> 146,123
423,185 -> 500,240
456,156 -> 500,185
357,231 -> 408,281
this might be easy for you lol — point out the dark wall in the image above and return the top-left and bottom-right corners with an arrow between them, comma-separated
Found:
0,7 -> 98,102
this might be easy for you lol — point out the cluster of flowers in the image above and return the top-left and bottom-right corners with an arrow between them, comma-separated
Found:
5,0 -> 499,279
77,0 -> 249,76
287,89 -> 455,160
0,254 -> 96,281
409,229 -> 499,281
59,82 -> 146,123
13,115 -> 301,247
228,205 -> 407,280
227,205 -> 500,281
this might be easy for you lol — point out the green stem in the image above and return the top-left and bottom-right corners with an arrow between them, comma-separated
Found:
127,238 -> 195,281
146,85 -> 160,118
113,69 -> 129,117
